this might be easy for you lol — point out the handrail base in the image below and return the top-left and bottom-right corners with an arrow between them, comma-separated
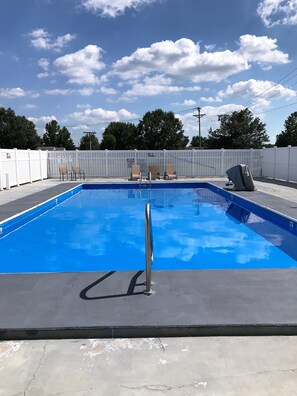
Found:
143,289 -> 155,296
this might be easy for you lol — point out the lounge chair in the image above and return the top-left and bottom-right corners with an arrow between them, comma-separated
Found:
148,165 -> 160,180
72,165 -> 85,181
59,165 -> 71,181
131,164 -> 141,180
164,163 -> 177,180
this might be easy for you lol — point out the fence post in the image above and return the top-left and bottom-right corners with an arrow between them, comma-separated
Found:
249,148 -> 254,175
14,148 -> 20,186
27,149 -> 33,183
134,149 -> 137,164
39,149 -> 43,180
220,148 -> 225,176
5,173 -> 10,189
76,149 -> 79,166
273,146 -> 277,179
192,149 -> 195,177
287,145 -> 291,182
105,149 -> 109,177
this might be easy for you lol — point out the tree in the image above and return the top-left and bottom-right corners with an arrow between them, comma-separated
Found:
100,134 -> 116,150
42,120 -> 75,150
275,111 -> 297,147
0,107 -> 41,149
207,108 -> 269,149
137,109 -> 189,149
79,132 -> 100,150
190,135 -> 209,148
100,122 -> 139,150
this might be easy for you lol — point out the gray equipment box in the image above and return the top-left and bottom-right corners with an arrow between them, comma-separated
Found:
226,164 -> 256,191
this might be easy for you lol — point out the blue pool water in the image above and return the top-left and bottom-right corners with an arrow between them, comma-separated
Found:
1,185 -> 297,273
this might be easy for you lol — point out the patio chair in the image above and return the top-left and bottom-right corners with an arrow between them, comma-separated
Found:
164,163 -> 177,180
131,164 -> 141,180
59,165 -> 71,181
72,165 -> 85,181
148,165 -> 160,180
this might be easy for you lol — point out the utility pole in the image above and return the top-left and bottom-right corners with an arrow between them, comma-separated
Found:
83,131 -> 96,150
193,107 -> 205,149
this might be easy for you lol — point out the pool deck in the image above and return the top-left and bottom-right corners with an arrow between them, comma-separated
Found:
1,177 -> 297,339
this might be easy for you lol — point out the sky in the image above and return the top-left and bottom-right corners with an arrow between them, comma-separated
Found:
1,0 -> 297,146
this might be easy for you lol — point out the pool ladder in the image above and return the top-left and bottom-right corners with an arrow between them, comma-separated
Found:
144,203 -> 154,295
139,174 -> 152,189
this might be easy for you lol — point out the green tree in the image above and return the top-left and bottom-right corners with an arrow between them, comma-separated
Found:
100,133 -> 116,150
0,107 -> 41,149
207,108 -> 269,149
100,122 -> 138,150
275,111 -> 297,147
190,135 -> 209,148
79,132 -> 100,150
42,120 -> 75,150
137,109 -> 189,149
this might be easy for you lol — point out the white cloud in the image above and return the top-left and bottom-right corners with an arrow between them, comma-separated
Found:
76,104 -> 91,109
45,89 -> 72,95
204,44 -> 216,51
38,58 -> 50,70
100,86 -> 117,95
257,0 -> 297,26
201,79 -> 296,107
0,87 -> 27,98
63,107 -> 139,125
0,87 -> 39,99
219,79 -> 296,103
37,72 -> 50,79
71,124 -> 90,130
121,74 -> 201,100
238,34 -> 289,67
23,104 -> 38,109
200,96 -> 220,103
112,36 -> 288,83
172,99 -> 197,107
45,86 -> 115,96
54,45 -> 105,84
30,29 -> 76,52
28,115 -> 57,125
81,0 -> 158,17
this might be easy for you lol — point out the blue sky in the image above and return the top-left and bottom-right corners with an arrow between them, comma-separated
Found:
1,0 -> 297,146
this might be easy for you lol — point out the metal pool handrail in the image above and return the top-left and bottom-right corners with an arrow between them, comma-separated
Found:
144,203 -> 154,295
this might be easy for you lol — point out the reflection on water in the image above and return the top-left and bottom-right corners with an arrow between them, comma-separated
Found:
1,188 -> 297,273
226,203 -> 251,224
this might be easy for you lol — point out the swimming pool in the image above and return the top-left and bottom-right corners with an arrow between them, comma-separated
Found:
1,182 -> 297,273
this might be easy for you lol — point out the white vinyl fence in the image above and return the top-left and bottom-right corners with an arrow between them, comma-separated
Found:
4,147 -> 297,188
48,149 -> 263,179
262,146 -> 297,183
0,149 -> 47,190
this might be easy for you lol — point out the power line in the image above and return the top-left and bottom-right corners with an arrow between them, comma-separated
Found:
253,99 -> 297,115
240,66 -> 297,110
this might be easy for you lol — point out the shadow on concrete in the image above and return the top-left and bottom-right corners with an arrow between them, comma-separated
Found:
79,270 -> 145,300
254,177 -> 297,189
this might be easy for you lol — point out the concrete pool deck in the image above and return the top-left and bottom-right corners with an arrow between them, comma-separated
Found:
1,177 -> 297,339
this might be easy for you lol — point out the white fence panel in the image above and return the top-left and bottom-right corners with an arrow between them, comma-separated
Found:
48,149 -> 263,178
262,146 -> 297,183
289,147 -> 297,182
17,149 -> 31,185
0,149 -> 17,188
0,149 -> 47,190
